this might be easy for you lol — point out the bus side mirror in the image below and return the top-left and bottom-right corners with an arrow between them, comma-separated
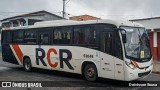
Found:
121,30 -> 127,43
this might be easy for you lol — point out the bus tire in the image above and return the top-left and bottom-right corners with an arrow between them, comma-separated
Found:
84,63 -> 98,81
23,58 -> 32,72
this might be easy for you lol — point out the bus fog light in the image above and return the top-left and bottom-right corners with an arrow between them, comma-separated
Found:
130,73 -> 135,77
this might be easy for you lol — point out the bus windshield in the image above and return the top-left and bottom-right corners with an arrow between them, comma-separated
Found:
121,26 -> 151,60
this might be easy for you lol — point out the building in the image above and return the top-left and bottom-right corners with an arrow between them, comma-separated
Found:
69,15 -> 100,21
131,17 -> 160,61
0,10 -> 64,51
0,10 -> 64,28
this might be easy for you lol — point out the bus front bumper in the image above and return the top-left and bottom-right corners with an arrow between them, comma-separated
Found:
125,64 -> 153,81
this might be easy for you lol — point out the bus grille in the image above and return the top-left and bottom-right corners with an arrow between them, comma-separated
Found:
138,70 -> 151,77
139,66 -> 150,70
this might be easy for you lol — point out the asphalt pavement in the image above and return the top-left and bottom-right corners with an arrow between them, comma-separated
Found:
0,56 -> 160,90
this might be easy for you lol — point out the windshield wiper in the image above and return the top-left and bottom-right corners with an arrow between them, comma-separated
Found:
137,29 -> 144,59
137,29 -> 143,45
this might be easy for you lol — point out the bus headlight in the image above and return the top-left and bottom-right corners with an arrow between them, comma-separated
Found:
125,61 -> 136,70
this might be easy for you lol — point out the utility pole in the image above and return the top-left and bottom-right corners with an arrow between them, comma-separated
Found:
62,0 -> 66,18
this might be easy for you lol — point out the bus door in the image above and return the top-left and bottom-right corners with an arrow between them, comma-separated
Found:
114,31 -> 124,80
100,31 -> 114,79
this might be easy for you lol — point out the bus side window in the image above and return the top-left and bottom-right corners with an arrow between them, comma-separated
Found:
74,27 -> 81,44
83,27 -> 95,44
115,31 -> 123,60
24,30 -> 37,44
40,33 -> 49,45
100,32 -> 113,55
74,26 -> 95,45
53,27 -> 72,44
105,33 -> 113,55
13,30 -> 24,43
2,31 -> 12,44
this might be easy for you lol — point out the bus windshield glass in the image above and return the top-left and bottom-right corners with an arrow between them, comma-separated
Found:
121,26 -> 151,60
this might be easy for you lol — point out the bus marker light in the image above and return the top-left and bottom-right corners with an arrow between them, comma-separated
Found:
132,61 -> 140,68
125,61 -> 136,70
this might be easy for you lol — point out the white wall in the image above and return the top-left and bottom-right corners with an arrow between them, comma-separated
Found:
132,18 -> 160,30
132,18 -> 160,48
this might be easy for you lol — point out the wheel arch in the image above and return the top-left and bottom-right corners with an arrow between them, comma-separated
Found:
23,56 -> 31,65
81,61 -> 99,77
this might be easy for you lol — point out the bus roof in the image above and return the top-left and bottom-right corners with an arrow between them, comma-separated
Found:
2,19 -> 144,30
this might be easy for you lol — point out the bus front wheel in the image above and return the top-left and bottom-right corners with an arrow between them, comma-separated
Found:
84,64 -> 98,81
23,58 -> 32,72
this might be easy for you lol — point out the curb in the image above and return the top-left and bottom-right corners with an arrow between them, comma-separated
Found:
153,62 -> 160,74
152,71 -> 160,74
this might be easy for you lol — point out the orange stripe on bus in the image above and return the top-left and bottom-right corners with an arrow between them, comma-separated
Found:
133,61 -> 140,68
12,45 -> 23,64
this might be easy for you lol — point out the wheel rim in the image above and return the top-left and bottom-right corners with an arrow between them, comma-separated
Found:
87,67 -> 95,78
25,61 -> 30,70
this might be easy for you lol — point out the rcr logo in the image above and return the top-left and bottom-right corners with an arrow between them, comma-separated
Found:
36,48 -> 74,70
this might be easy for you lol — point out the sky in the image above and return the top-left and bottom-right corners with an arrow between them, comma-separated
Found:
0,0 -> 160,21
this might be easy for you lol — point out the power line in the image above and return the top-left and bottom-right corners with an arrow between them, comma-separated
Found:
0,11 -> 61,13
0,11 -> 155,18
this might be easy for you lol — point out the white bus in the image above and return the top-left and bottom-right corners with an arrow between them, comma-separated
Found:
1,19 -> 153,81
